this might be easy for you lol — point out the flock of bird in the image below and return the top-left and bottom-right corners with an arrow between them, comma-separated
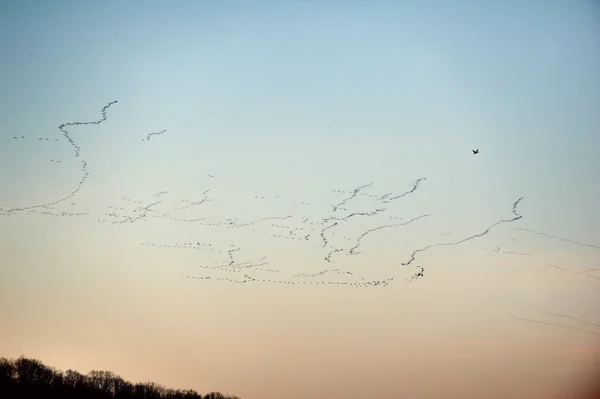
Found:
1,99 -> 599,341
142,129 -> 167,142
1,101 -> 597,292
1,100 -> 118,216
87,176 -> 530,287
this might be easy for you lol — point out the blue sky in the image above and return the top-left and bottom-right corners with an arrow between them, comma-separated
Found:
1,1 -> 599,398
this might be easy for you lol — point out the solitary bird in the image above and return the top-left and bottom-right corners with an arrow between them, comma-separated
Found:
472,149 -> 479,155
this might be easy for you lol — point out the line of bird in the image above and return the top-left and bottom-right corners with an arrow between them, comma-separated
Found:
510,311 -> 600,337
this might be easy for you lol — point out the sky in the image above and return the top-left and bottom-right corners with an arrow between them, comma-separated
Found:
0,0 -> 599,398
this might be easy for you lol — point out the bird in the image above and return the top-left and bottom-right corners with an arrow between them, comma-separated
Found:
472,149 -> 479,154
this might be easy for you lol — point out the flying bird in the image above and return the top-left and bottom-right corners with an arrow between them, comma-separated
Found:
472,149 -> 479,154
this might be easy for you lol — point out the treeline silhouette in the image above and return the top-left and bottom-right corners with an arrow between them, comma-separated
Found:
0,356 -> 241,399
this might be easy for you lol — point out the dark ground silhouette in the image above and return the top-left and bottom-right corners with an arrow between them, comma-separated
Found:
0,356 -> 240,399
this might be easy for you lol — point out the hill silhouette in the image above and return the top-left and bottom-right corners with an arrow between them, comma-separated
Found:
0,356 -> 240,399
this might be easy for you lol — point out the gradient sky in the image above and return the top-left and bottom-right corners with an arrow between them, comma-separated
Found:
1,1 -> 599,398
